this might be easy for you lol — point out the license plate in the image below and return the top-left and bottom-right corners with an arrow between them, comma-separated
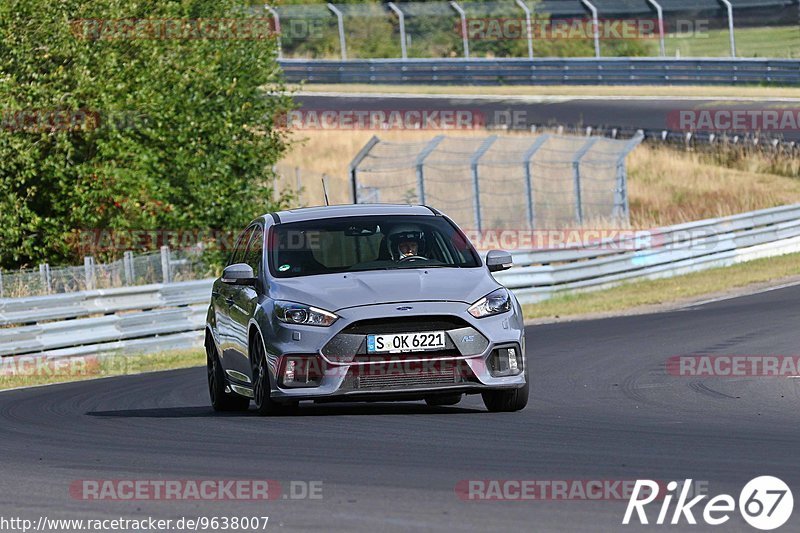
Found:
367,331 -> 447,353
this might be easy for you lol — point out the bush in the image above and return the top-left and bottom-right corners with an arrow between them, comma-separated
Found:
0,0 -> 294,269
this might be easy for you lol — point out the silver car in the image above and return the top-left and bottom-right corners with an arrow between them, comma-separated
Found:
205,204 -> 528,415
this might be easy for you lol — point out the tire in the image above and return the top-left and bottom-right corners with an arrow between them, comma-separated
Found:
425,394 -> 462,407
207,338 -> 250,412
252,333 -> 297,416
481,381 -> 529,412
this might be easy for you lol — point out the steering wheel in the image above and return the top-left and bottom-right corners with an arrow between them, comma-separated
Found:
398,255 -> 428,262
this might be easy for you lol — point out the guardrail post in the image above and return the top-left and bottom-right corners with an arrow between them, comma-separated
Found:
646,0 -> 665,57
84,256 -> 96,290
327,3 -> 348,60
718,0 -> 736,57
387,2 -> 407,60
572,137 -> 600,224
0,269 -> 4,298
522,134 -> 551,229
515,0 -> 534,59
415,135 -> 444,205
449,1 -> 470,59
580,0 -> 601,58
160,246 -> 172,284
470,136 -> 498,232
348,135 -> 381,203
123,251 -> 135,285
264,4 -> 282,59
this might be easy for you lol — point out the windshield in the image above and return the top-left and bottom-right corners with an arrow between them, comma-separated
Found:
269,215 -> 480,278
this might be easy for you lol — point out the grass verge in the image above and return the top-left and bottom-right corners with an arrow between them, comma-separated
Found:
523,251 -> 800,321
0,348 -> 204,391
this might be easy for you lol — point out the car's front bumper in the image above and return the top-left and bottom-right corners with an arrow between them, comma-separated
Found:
260,301 -> 526,403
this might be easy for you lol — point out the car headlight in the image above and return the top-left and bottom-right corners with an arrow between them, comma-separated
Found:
274,301 -> 338,326
468,288 -> 512,318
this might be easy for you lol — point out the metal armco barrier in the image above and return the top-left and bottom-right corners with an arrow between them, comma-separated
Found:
493,203 -> 800,303
279,58 -> 800,85
1,203 -> 800,359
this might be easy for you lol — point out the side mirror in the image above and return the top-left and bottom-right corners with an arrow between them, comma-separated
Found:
221,263 -> 257,286
486,250 -> 513,272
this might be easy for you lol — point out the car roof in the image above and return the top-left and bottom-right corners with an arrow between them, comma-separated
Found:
269,204 -> 437,224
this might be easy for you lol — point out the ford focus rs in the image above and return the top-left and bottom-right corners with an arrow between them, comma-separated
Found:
205,204 -> 528,415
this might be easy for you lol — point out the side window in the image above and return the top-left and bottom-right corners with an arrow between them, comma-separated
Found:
229,227 -> 252,266
244,226 -> 264,276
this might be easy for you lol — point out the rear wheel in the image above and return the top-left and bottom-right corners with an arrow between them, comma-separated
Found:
252,333 -> 297,416
207,338 -> 250,412
425,394 -> 462,407
481,382 -> 529,412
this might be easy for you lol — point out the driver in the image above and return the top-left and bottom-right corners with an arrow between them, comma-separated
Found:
388,225 -> 427,261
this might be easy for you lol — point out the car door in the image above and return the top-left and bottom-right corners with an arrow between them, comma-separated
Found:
228,224 -> 264,379
215,226 -> 252,370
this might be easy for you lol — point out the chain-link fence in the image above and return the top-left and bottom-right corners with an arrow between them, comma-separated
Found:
349,132 -> 643,230
0,247 -> 210,299
266,0 -> 800,59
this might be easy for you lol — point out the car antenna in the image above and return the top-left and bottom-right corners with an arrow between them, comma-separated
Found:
322,175 -> 330,206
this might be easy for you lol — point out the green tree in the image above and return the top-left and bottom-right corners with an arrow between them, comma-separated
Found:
0,0 -> 294,268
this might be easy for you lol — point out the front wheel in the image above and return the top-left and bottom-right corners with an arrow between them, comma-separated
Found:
252,334 -> 297,416
207,340 -> 250,412
481,382 -> 529,412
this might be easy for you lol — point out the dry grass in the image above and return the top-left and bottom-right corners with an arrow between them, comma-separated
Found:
278,130 -> 800,227
295,84 -> 800,100
627,145 -> 800,227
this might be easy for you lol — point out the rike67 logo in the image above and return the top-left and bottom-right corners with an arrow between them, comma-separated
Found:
623,477 -> 793,530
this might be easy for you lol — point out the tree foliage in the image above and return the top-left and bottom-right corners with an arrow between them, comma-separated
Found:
0,0 -> 294,268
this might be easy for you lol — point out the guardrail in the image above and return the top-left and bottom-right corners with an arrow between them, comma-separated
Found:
493,203 -> 800,303
1,203 -> 799,360
279,58 -> 800,85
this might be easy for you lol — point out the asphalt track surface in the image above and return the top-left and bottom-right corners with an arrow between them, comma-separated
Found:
294,93 -> 800,142
1,284 -> 800,532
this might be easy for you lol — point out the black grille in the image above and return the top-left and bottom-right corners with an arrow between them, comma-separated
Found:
342,315 -> 470,335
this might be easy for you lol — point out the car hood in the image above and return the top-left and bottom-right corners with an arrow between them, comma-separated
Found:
269,268 -> 501,312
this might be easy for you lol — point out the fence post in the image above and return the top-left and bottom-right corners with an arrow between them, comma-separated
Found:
572,137 -> 600,225
646,0 -> 666,57
580,0 -> 601,58
718,0 -> 736,57
123,251 -> 135,285
470,136 -> 498,233
264,4 -> 282,59
348,135 -> 381,203
39,263 -> 53,294
0,269 -> 3,298
415,135 -> 444,205
387,2 -> 408,60
515,0 -> 534,59
84,256 -> 96,290
449,1 -> 469,59
522,134 -> 551,229
614,130 -> 645,221
160,246 -> 172,284
327,3 -> 348,60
